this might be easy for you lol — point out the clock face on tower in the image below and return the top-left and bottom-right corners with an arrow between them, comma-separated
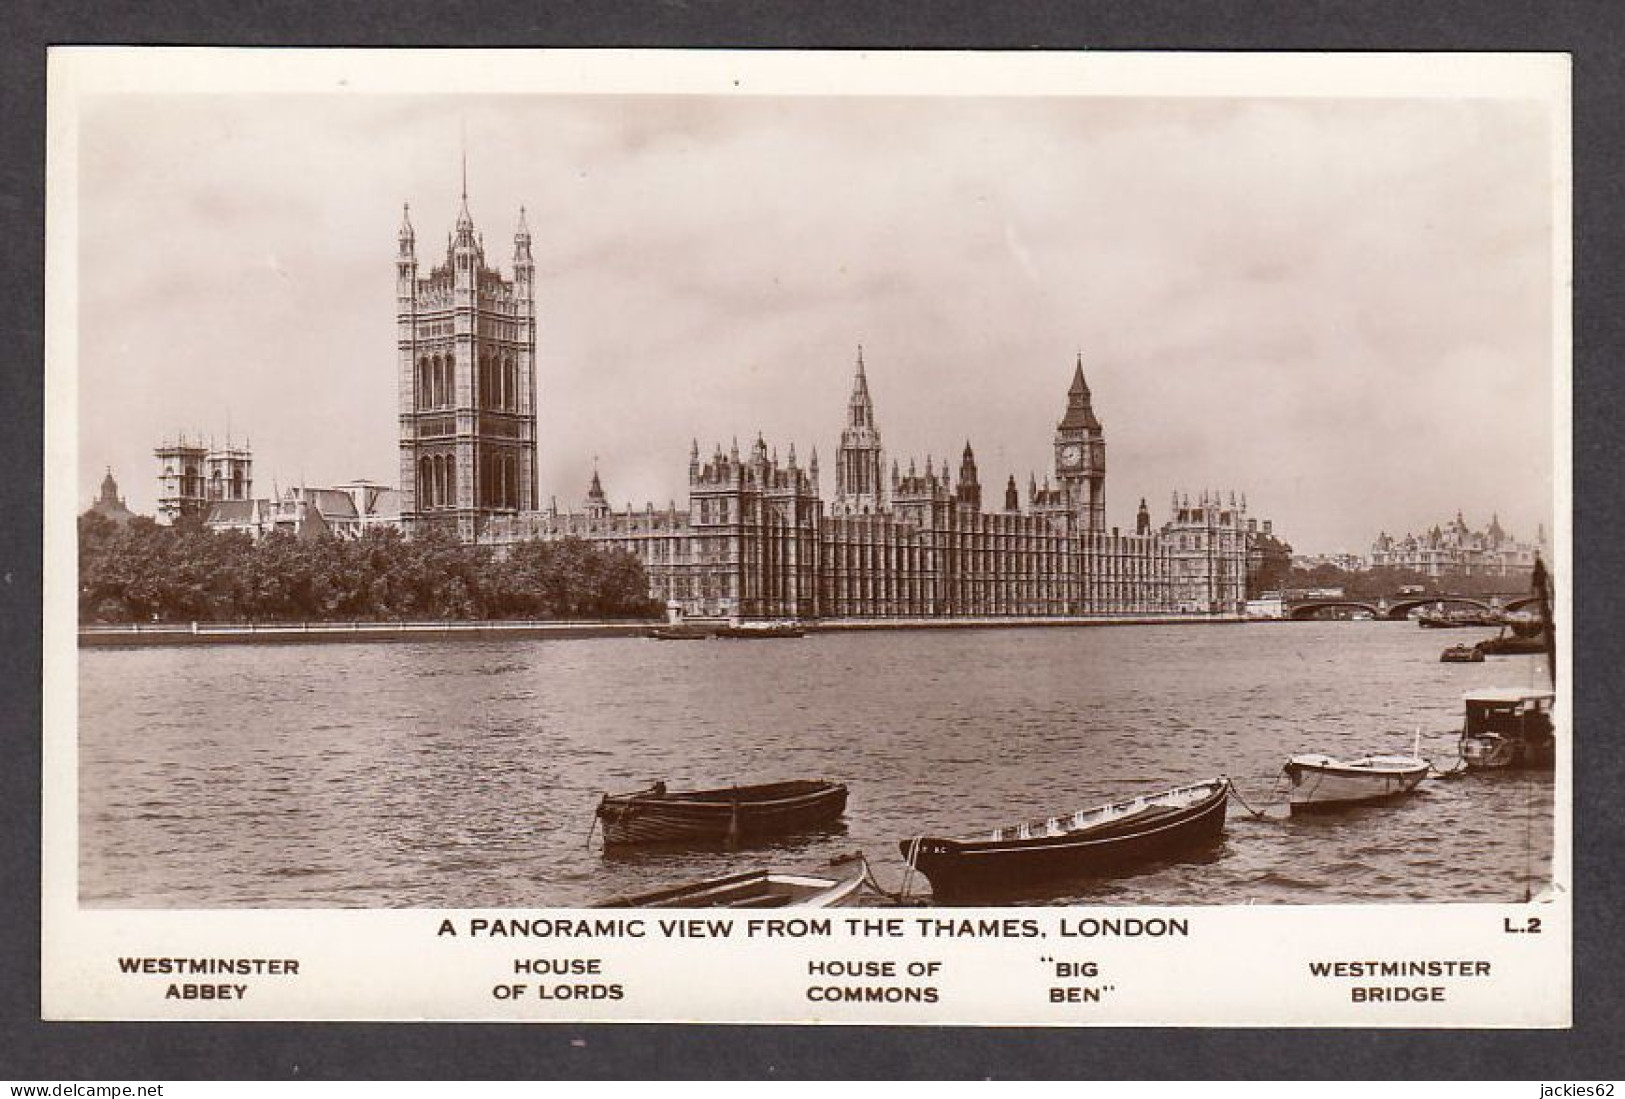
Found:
1060,443 -> 1083,469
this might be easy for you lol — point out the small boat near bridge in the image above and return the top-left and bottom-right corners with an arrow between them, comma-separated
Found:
1459,687 -> 1556,770
1282,753 -> 1429,813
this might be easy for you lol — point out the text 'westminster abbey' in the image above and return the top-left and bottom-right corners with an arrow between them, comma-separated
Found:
396,194 -> 1276,622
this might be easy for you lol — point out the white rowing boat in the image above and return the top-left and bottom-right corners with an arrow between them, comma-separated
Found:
1282,753 -> 1428,813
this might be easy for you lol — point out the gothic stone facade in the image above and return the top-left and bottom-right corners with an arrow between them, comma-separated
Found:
403,195 -> 1260,621
1369,513 -> 1547,579
484,352 -> 1258,621
154,434 -> 253,524
396,194 -> 540,543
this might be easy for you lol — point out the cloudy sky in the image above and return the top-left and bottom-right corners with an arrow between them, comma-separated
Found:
75,91 -> 1557,553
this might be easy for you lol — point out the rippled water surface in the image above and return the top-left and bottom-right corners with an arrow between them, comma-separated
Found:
79,622 -> 1556,907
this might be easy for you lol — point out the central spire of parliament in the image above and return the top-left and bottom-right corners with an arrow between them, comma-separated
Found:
833,345 -> 885,516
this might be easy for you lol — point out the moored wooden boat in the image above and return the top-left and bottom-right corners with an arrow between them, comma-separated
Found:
1476,630 -> 1545,656
897,778 -> 1228,901
646,624 -> 712,640
714,621 -> 806,639
597,779 -> 848,848
592,865 -> 867,908
1439,643 -> 1484,663
1459,687 -> 1556,770
1418,611 -> 1501,629
1282,753 -> 1429,812
1455,559 -> 1557,771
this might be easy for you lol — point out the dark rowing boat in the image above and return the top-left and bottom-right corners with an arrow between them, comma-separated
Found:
1476,630 -> 1545,656
898,778 -> 1229,900
596,780 -> 849,848
646,625 -> 712,640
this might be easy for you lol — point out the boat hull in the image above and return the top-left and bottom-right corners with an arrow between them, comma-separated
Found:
714,625 -> 806,639
1461,733 -> 1554,771
1459,687 -> 1557,771
647,626 -> 711,640
597,781 -> 848,848
1476,635 -> 1545,656
1284,756 -> 1428,812
899,781 -> 1228,901
593,867 -> 866,908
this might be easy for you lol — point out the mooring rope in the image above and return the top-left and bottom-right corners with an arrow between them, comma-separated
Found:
853,854 -> 913,905
1223,775 -> 1273,820
583,795 -> 604,849
897,836 -> 924,902
1428,755 -> 1468,780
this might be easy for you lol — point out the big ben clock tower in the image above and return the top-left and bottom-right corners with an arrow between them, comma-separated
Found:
1054,354 -> 1106,532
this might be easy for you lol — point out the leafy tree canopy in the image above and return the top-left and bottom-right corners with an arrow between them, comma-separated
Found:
77,514 -> 662,624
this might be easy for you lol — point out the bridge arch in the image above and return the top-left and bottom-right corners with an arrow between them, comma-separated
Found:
1287,601 -> 1384,621
1384,595 -> 1495,620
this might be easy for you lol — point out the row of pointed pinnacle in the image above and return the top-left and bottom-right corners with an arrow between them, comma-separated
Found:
400,192 -> 1243,520
396,195 -> 532,258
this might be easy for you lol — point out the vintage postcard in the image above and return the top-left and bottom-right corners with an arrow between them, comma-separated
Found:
43,48 -> 1570,1024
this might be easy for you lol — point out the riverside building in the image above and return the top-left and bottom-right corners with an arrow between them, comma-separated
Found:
403,195 -> 1270,622
1369,514 -> 1547,579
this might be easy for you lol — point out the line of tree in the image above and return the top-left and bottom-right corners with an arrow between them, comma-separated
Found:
78,512 -> 663,624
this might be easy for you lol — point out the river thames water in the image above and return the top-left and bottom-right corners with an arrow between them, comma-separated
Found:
78,622 -> 1557,908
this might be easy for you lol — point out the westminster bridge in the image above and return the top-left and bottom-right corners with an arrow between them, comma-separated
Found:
1283,592 -> 1540,622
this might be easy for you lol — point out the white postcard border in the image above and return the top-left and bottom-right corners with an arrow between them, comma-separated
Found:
42,47 -> 1573,1027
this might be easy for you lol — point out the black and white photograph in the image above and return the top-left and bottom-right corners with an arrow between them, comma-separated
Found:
43,48 -> 1571,1025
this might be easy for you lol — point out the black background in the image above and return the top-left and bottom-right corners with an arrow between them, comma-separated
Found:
3,0 -> 1621,1080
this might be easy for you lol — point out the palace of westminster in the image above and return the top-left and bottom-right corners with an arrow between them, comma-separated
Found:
145,191 -> 1291,621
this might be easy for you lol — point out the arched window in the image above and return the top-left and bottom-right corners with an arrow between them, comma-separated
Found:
418,456 -> 431,509
479,352 -> 491,410
504,357 -> 517,411
503,453 -> 516,508
418,356 -> 430,410
446,454 -> 457,509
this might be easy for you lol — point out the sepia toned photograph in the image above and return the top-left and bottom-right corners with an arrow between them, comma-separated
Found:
43,49 -> 1571,1025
